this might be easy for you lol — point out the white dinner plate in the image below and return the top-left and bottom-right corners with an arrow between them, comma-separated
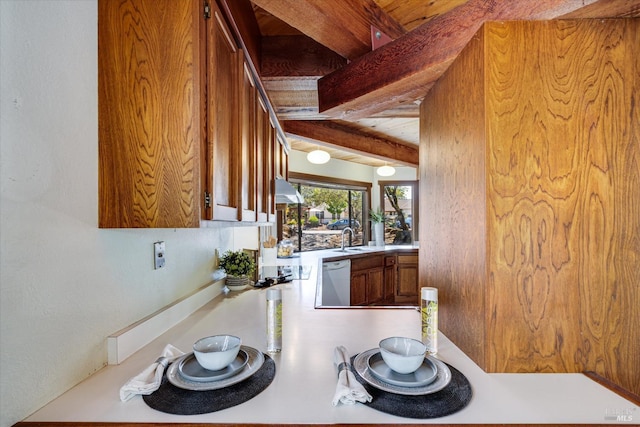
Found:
353,348 -> 452,396
178,349 -> 249,383
367,351 -> 438,387
167,345 -> 264,391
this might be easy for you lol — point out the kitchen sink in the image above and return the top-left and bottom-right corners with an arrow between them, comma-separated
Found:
334,247 -> 371,253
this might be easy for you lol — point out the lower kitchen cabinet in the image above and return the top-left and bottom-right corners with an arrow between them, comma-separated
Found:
383,255 -> 397,304
350,251 -> 418,306
350,255 -> 384,306
395,253 -> 419,304
366,269 -> 384,305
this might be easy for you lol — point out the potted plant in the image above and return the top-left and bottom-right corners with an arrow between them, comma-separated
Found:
370,209 -> 386,247
219,250 -> 255,291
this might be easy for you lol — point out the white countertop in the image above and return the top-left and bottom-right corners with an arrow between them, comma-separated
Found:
23,249 -> 637,425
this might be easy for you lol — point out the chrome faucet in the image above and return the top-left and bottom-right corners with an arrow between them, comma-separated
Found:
341,227 -> 354,251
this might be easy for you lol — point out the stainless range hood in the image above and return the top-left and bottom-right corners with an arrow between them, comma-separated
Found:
275,178 -> 304,204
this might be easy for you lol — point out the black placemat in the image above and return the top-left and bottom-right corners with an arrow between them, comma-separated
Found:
143,354 -> 275,415
352,356 -> 473,419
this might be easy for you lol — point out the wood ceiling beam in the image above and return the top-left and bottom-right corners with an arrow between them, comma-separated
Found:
261,35 -> 347,77
261,77 -> 420,120
560,0 -> 640,18
317,0 -> 604,120
283,120 -> 419,167
250,0 -> 406,60
341,0 -> 407,38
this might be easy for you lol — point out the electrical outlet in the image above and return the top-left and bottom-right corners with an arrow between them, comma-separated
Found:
154,241 -> 165,269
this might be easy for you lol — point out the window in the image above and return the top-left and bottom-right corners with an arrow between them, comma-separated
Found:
282,174 -> 370,252
380,181 -> 418,245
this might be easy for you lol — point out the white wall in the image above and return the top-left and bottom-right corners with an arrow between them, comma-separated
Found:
0,2 -> 257,426
289,149 -> 374,182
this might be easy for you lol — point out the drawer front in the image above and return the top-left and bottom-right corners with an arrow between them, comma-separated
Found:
351,255 -> 384,271
397,254 -> 418,265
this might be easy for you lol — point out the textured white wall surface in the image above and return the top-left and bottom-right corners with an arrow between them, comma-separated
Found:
0,2 -> 258,426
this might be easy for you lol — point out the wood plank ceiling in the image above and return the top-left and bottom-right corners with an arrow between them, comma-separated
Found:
250,0 -> 640,167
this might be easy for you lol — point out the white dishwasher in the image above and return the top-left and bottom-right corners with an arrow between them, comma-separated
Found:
321,259 -> 351,306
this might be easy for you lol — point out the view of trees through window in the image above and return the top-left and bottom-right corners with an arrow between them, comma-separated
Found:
381,183 -> 416,245
283,183 -> 365,252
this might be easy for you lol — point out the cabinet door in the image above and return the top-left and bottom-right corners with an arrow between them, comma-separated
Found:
283,148 -> 289,180
98,0 -> 201,228
367,268 -> 385,305
239,59 -> 257,221
274,138 -> 289,180
267,125 -> 278,220
281,142 -> 289,180
255,97 -> 268,222
384,256 -> 397,304
396,254 -> 419,304
350,272 -> 367,306
203,3 -> 240,221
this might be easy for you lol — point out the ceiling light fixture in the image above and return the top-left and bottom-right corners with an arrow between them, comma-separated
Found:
377,164 -> 396,177
307,148 -> 330,164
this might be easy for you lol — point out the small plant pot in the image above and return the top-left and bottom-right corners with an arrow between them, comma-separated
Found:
225,275 -> 249,291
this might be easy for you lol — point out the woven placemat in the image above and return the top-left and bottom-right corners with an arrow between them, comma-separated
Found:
143,354 -> 275,415
352,356 -> 473,419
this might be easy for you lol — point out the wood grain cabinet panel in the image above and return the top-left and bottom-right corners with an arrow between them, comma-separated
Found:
255,85 -> 280,222
239,59 -> 257,222
350,271 -> 367,306
350,255 -> 384,306
395,254 -> 419,304
420,19 -> 640,397
383,255 -> 396,304
366,268 -> 385,305
98,0 -> 285,227
98,0 -> 202,227
203,3 -> 241,221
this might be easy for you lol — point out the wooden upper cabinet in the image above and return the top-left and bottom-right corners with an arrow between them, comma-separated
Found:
267,119 -> 278,220
256,96 -> 279,222
275,137 -> 289,180
239,59 -> 257,222
98,0 -> 202,228
203,2 -> 241,221
98,0 -> 286,228
256,97 -> 271,222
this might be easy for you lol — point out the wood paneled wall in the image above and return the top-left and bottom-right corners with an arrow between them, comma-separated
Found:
420,19 -> 639,397
419,28 -> 488,369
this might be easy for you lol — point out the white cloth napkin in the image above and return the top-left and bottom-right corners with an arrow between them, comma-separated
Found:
332,346 -> 372,406
119,344 -> 185,401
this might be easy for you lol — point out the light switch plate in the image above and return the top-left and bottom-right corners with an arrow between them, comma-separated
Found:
154,241 -> 165,269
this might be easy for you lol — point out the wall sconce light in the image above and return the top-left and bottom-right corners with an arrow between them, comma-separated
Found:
307,148 -> 330,164
376,164 -> 396,177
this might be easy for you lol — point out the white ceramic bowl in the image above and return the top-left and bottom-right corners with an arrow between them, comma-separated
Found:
379,336 -> 426,374
193,335 -> 242,371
